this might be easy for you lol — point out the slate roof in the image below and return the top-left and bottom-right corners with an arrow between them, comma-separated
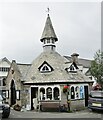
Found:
24,51 -> 92,84
40,14 -> 58,42
64,56 -> 92,68
17,63 -> 31,80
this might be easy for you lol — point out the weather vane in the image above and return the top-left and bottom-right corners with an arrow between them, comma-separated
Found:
46,7 -> 50,14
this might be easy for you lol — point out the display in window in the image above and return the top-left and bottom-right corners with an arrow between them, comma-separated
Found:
80,86 -> 84,99
40,88 -> 45,100
75,86 -> 79,99
54,87 -> 59,100
46,87 -> 52,100
71,86 -> 75,99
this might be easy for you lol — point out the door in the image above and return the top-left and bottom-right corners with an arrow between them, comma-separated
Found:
84,86 -> 88,106
10,80 -> 16,106
31,87 -> 38,110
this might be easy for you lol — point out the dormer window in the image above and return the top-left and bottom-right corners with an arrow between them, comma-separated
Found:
42,65 -> 49,71
65,63 -> 78,73
40,64 -> 51,72
70,65 -> 74,71
69,64 -> 77,73
38,61 -> 54,73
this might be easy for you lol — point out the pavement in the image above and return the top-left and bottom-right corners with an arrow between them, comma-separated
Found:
9,108 -> 102,119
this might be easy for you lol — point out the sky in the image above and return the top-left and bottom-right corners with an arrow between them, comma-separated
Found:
0,0 -> 101,63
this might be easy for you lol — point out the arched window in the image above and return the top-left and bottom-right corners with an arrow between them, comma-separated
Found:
10,80 -> 16,105
46,87 -> 52,100
75,86 -> 79,99
80,86 -> 84,99
54,87 -> 59,100
40,88 -> 45,100
3,78 -> 6,86
71,86 -> 75,99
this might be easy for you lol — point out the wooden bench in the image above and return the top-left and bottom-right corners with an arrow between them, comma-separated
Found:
40,101 -> 60,112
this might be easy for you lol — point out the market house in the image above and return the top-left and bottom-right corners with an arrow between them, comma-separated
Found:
5,13 -> 93,112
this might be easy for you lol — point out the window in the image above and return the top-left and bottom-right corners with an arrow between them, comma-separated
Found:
3,78 -> 6,86
47,39 -> 50,43
39,86 -> 60,101
70,65 -> 74,71
40,88 -> 45,100
80,86 -> 84,99
54,87 -> 59,100
46,87 -> 52,100
70,85 -> 84,100
16,90 -> 20,100
0,78 -> 6,86
6,90 -> 9,99
40,64 -> 51,72
0,90 -> 6,100
0,67 -> 10,72
42,66 -> 49,71
38,61 -> 54,73
75,86 -> 79,99
52,40 -> 54,44
0,80 -> 2,86
44,40 -> 46,44
71,86 -> 75,99
2,90 -> 6,100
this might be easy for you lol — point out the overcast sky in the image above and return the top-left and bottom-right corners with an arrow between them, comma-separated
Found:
0,1 -> 101,63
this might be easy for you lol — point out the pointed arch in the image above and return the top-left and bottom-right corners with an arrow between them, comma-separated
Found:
10,79 -> 16,106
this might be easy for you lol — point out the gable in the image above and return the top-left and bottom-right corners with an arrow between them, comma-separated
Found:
38,61 -> 54,73
65,62 -> 79,73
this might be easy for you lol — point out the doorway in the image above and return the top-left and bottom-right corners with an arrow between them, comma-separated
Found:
31,87 -> 38,110
10,80 -> 16,106
84,86 -> 88,106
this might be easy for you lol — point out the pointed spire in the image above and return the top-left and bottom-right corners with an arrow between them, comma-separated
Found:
40,14 -> 58,42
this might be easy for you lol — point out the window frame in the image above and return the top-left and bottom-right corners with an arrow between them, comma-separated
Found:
16,90 -> 20,100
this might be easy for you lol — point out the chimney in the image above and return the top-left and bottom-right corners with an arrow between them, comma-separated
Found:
71,53 -> 79,64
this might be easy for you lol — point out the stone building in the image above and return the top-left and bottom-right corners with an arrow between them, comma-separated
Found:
5,14 -> 93,111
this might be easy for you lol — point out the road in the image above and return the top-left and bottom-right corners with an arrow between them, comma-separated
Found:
8,108 -> 102,119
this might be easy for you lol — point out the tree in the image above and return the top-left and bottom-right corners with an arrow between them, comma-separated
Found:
90,50 -> 103,90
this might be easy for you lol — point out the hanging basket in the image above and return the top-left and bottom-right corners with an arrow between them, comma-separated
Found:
63,85 -> 69,93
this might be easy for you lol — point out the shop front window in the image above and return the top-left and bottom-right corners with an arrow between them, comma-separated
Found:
71,86 -> 75,99
80,86 -> 84,99
75,86 -> 79,99
46,87 -> 52,100
54,87 -> 59,100
70,85 -> 84,100
40,88 -> 45,100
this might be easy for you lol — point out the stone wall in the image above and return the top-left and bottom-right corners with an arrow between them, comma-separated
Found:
70,99 -> 85,111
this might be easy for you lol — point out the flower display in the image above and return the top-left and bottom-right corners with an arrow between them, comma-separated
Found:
63,85 -> 69,93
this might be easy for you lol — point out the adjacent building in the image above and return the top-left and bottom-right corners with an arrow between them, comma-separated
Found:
0,57 -> 11,99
